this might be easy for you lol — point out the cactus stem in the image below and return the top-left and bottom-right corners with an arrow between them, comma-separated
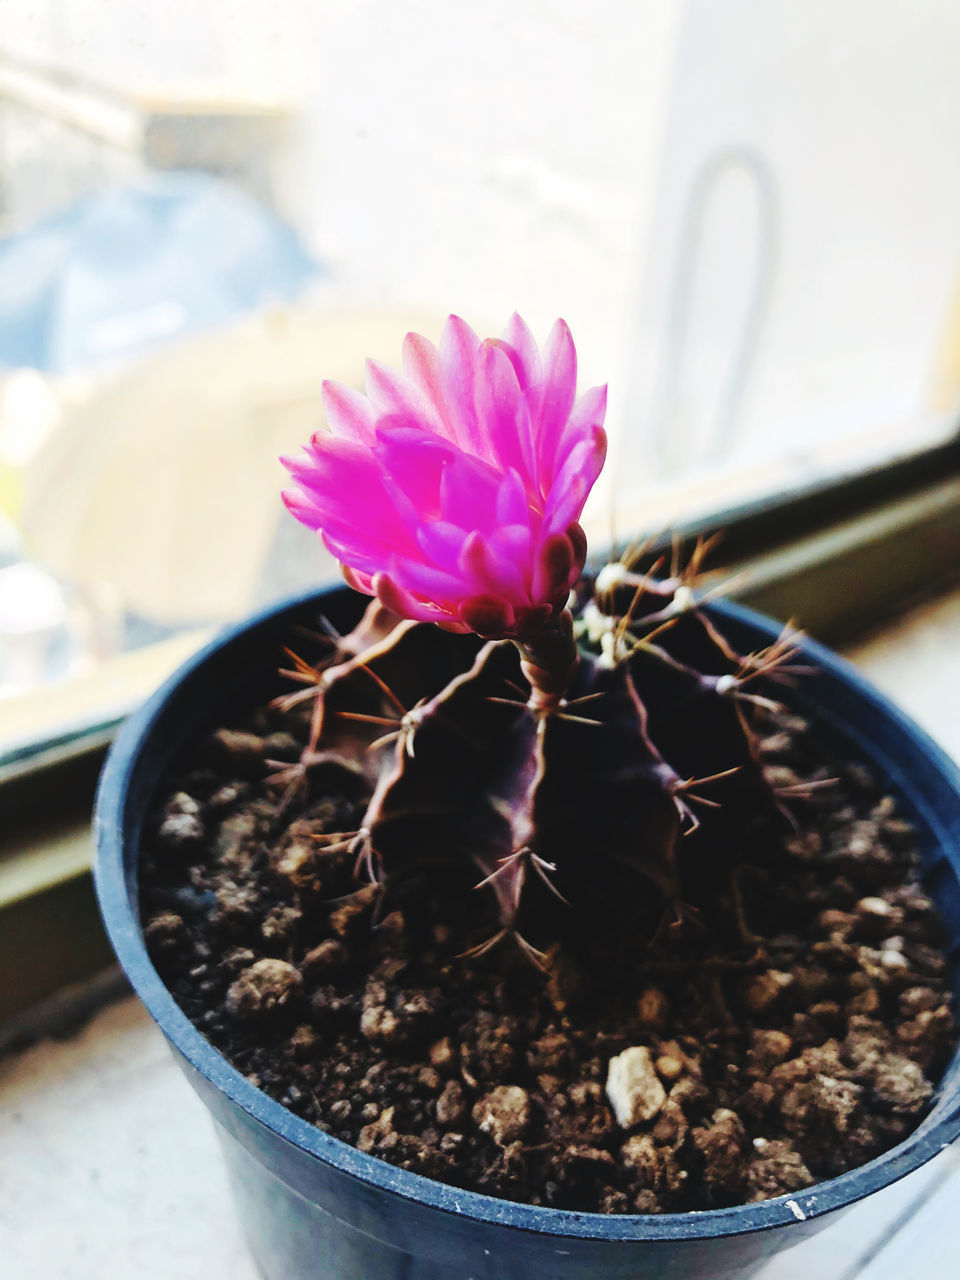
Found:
517,608 -> 579,712
269,564 -> 813,964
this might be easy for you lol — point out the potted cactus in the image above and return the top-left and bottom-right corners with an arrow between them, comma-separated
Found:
95,315 -> 960,1280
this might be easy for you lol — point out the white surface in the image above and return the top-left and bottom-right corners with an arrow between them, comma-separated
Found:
0,998 -> 259,1280
844,590 -> 960,766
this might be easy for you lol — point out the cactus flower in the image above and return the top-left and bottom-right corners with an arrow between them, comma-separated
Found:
281,314 -> 607,638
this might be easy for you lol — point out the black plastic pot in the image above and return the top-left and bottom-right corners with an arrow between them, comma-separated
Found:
94,586 -> 960,1280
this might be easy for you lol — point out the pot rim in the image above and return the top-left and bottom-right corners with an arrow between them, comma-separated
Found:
94,585 -> 960,1244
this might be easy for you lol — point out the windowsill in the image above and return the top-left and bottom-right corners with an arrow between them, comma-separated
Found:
0,626 -> 215,782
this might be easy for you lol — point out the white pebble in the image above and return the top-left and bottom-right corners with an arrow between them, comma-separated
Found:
605,1046 -> 667,1128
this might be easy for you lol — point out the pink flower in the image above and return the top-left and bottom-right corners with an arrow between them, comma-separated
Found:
281,314 -> 607,637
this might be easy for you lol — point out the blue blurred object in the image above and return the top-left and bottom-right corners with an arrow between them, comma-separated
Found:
0,172 -> 320,372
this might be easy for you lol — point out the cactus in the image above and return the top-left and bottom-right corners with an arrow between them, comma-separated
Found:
277,315 -> 805,964
268,556 -> 803,964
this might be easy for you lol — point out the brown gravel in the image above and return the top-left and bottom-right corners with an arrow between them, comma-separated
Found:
140,699 -> 956,1214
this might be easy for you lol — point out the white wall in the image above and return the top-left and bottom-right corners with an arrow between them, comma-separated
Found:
623,0 -> 960,483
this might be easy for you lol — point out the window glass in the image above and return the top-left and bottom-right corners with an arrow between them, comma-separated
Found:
1,1 -> 958,749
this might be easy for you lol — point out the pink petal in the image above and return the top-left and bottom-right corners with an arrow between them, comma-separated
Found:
458,594 -> 516,636
281,436 -> 382,503
374,572 -> 466,628
476,340 -> 535,482
458,530 -> 529,604
390,555 -> 470,605
514,604 -> 555,639
495,469 -> 531,526
570,382 -> 608,430
319,523 -> 419,577
439,315 -> 483,455
543,425 -> 607,534
281,487 -> 324,530
499,313 -> 542,395
282,438 -> 418,554
401,331 -> 455,441
488,524 -> 534,580
551,383 -> 608,479
535,319 -> 578,493
364,358 -> 443,432
439,450 -> 500,530
282,314 -> 607,639
284,435 -> 377,495
531,531 -> 576,604
341,564 -> 374,595
373,421 -> 454,517
321,380 -> 377,445
416,520 -> 466,573
566,522 -> 588,581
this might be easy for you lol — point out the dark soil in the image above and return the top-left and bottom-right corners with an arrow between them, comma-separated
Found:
140,697 -> 955,1214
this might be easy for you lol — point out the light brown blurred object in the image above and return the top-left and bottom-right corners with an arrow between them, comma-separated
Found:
928,266 -> 960,417
19,306 -> 441,626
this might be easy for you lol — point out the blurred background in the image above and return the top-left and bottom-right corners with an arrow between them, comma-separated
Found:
2,0 -> 960,758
